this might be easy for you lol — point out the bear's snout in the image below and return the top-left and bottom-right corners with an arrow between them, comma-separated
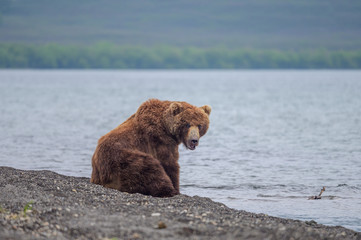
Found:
186,126 -> 200,150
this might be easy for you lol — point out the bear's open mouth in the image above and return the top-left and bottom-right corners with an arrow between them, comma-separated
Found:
186,142 -> 197,150
187,145 -> 196,150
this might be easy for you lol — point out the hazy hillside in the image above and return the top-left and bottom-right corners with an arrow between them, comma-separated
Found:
1,0 -> 361,49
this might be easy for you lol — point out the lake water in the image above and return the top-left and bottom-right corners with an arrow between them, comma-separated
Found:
0,70 -> 360,232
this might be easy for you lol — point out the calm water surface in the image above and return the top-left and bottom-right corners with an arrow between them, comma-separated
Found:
0,70 -> 360,231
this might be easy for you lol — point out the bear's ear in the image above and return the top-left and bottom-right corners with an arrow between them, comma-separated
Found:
169,102 -> 183,116
200,105 -> 211,116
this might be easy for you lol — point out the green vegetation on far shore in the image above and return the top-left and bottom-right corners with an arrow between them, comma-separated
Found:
1,43 -> 361,69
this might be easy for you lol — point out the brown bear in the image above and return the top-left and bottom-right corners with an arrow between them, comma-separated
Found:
90,99 -> 211,197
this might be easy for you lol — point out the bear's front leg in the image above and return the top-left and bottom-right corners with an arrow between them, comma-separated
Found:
162,163 -> 180,194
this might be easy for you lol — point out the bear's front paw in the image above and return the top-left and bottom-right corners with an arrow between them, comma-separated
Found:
153,186 -> 178,198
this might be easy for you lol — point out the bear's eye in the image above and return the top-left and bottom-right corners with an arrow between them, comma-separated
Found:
185,123 -> 191,129
198,125 -> 202,130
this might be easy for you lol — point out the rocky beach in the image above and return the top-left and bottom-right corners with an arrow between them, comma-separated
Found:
0,167 -> 360,240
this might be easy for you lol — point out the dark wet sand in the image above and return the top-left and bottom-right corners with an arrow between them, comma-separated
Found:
0,167 -> 360,239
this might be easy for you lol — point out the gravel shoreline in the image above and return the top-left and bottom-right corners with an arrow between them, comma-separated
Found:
0,167 -> 360,240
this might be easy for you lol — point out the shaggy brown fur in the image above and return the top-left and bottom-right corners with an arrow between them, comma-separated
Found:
91,99 -> 211,197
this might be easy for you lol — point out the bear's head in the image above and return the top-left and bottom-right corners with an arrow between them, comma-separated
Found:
164,102 -> 211,150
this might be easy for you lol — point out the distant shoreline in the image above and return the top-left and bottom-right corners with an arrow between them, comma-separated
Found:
0,166 -> 359,239
1,43 -> 361,69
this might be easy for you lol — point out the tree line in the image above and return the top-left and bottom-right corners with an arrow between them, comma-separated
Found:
0,43 -> 360,69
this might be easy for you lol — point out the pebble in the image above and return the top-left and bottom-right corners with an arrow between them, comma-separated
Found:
157,221 -> 167,229
132,233 -> 141,239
